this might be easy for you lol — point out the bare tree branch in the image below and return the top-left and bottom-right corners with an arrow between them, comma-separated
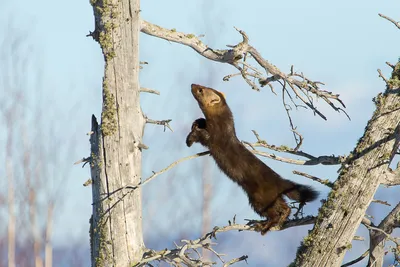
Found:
141,151 -> 210,187
93,151 -> 210,207
137,143 -> 149,150
73,157 -> 91,167
134,216 -> 316,266
243,142 -> 310,165
140,87 -> 160,95
223,255 -> 248,267
248,45 -> 349,119
378,13 -> 400,30
83,179 -> 93,187
371,199 -> 391,206
341,250 -> 369,267
352,236 -> 365,242
367,202 -> 400,266
386,61 -> 396,70
140,20 -> 347,124
145,116 -> 173,132
141,20 -> 239,64
243,130 -> 346,166
281,82 -> 305,148
377,69 -> 389,84
293,170 -> 334,188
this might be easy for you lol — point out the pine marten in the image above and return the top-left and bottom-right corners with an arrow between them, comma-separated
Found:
186,84 -> 318,235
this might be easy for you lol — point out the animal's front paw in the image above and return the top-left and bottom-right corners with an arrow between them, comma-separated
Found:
186,118 -> 208,147
186,133 -> 195,147
191,118 -> 206,130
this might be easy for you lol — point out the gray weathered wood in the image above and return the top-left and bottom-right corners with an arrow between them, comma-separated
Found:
294,63 -> 400,266
367,202 -> 400,267
88,0 -> 145,266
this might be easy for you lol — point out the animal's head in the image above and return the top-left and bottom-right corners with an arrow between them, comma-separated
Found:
191,84 -> 227,117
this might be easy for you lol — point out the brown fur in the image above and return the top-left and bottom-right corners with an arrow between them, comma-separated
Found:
187,84 -> 318,235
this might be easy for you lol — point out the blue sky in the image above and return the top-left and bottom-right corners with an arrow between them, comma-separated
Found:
1,0 -> 399,266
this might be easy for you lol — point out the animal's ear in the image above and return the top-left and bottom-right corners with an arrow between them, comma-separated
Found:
209,93 -> 221,106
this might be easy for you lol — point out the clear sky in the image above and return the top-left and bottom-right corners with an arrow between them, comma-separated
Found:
1,0 -> 399,266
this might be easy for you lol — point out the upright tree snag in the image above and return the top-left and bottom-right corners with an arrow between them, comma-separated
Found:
294,61 -> 400,266
88,0 -> 145,266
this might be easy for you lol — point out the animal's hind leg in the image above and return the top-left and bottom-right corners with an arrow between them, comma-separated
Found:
254,197 -> 291,235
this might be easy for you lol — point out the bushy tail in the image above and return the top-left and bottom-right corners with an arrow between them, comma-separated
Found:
283,180 -> 319,203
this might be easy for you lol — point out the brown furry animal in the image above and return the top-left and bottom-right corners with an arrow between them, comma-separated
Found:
186,84 -> 318,234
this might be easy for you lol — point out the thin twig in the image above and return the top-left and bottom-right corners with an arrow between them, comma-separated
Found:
145,117 -> 173,132
73,157 -> 91,168
244,130 -> 346,166
281,81 -> 302,147
372,199 -> 391,206
83,179 -> 93,187
140,87 -> 160,95
293,170 -> 334,188
138,143 -> 149,150
223,255 -> 248,267
93,151 -> 211,206
341,250 -> 369,267
353,236 -> 365,241
142,151 -> 210,187
377,69 -> 389,84
386,61 -> 395,69
223,73 -> 241,81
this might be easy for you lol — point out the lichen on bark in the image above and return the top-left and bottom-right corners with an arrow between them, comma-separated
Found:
101,82 -> 117,136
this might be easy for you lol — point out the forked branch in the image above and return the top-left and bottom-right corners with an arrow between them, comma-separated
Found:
243,130 -> 347,166
140,20 -> 348,123
134,216 -> 316,266
367,202 -> 400,266
145,116 -> 173,132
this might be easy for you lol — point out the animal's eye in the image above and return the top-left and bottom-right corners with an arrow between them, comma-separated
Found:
198,88 -> 203,93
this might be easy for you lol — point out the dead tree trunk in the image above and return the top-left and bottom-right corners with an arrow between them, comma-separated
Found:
88,0 -> 145,266
294,62 -> 400,266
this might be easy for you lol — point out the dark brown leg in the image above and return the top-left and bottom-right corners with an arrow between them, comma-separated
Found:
254,198 -> 291,235
186,118 -> 210,147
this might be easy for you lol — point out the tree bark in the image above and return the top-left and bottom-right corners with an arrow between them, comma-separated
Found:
89,0 -> 145,266
294,62 -> 400,266
367,202 -> 400,267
